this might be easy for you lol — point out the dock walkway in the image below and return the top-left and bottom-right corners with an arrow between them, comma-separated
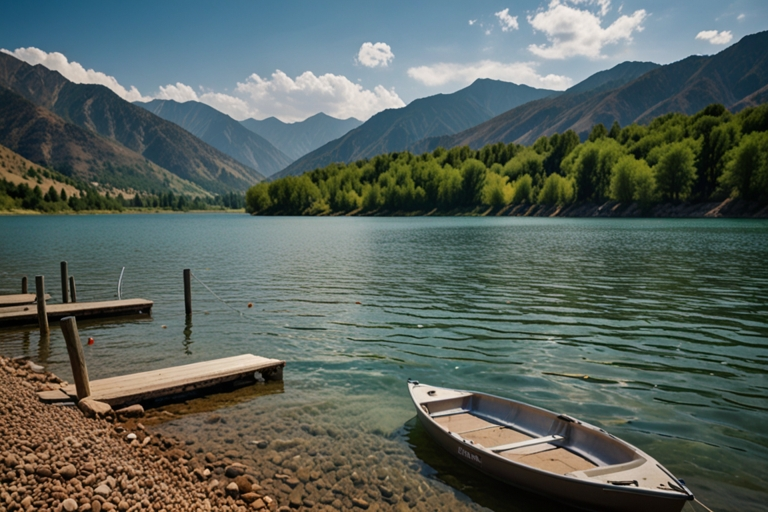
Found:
0,293 -> 50,308
62,354 -> 285,407
0,299 -> 152,327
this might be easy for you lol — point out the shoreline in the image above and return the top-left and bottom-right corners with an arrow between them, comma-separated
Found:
2,199 -> 767,219
256,198 -> 768,219
0,355 -> 279,511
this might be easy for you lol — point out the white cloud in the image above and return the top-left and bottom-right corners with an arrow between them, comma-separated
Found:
1,46 -> 150,102
737,13 -> 745,21
469,19 -> 477,26
2,46 -> 403,122
495,8 -> 519,32
407,60 -> 572,90
235,70 -> 404,122
155,82 -> 199,102
357,42 -> 394,68
527,0 -> 646,59
695,30 -> 733,45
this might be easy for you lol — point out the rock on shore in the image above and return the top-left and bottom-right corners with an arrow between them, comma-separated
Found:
0,356 -> 278,511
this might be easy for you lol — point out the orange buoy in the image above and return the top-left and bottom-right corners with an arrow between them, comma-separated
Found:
247,302 -> 253,308
87,337 -> 94,345
355,301 -> 361,305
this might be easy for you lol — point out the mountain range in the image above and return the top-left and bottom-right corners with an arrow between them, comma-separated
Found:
274,79 -> 557,179
0,30 -> 766,194
0,52 -> 265,194
240,113 -> 362,162
412,31 -> 768,152
0,86 -> 209,196
136,99 -> 292,178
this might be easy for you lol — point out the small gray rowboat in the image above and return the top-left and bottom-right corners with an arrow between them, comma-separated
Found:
408,380 -> 694,512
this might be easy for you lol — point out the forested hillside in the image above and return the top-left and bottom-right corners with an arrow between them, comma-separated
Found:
245,103 -> 768,216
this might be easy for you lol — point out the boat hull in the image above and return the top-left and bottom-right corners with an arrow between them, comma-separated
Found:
409,382 -> 692,512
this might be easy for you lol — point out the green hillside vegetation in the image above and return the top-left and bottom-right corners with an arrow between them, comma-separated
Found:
1,165 -> 244,213
246,103 -> 768,215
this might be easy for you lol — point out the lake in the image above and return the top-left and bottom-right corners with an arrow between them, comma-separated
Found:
1,214 -> 766,511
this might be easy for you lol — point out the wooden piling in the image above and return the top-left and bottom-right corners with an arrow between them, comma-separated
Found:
184,269 -> 192,316
35,276 -> 49,335
60,316 -> 91,400
21,276 -> 28,294
60,261 -> 69,304
69,276 -> 77,303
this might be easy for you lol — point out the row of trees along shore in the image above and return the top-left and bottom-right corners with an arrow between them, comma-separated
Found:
246,103 -> 768,215
1,166 -> 245,213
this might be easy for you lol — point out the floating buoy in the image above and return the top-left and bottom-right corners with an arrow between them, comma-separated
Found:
87,337 -> 94,345
247,302 -> 253,308
355,301 -> 361,305
162,325 -> 167,329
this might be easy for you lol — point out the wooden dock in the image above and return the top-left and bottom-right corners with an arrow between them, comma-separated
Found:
0,293 -> 50,308
0,298 -> 152,327
62,354 -> 285,407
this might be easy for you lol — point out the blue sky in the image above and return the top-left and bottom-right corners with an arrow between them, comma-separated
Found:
1,0 -> 766,122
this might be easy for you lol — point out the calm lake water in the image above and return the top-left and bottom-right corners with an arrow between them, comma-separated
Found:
1,214 -> 766,511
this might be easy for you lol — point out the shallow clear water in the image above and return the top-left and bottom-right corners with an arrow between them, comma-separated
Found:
1,214 -> 766,511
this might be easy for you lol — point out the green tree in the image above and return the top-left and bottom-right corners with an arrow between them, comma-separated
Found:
653,142 -> 697,201
588,123 -> 608,142
461,159 -> 487,206
542,130 -> 579,176
245,183 -> 272,213
608,121 -> 621,139
720,131 -> 768,203
44,185 -> 59,202
537,174 -> 575,205
609,155 -> 654,204
481,173 -> 512,206
511,175 -> 533,204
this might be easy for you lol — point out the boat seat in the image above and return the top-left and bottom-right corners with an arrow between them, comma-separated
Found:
490,434 -> 564,453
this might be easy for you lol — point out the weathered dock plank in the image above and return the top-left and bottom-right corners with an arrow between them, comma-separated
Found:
0,298 -> 152,327
63,354 -> 284,407
0,293 -> 51,308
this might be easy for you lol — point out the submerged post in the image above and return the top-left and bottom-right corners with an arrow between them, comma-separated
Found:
21,276 -> 28,294
35,276 -> 49,335
60,316 -> 91,400
60,261 -> 69,304
69,276 -> 77,303
184,268 -> 192,316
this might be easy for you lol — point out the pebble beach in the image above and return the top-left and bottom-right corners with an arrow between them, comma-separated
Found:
0,356 -> 486,512
0,356 -> 279,512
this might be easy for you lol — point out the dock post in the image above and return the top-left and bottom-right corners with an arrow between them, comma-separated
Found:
184,268 -> 192,316
60,261 -> 69,304
35,276 -> 49,335
60,316 -> 91,400
69,276 -> 77,303
22,276 -> 28,294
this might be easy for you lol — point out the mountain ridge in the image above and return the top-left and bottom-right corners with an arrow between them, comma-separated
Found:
0,85 -> 209,196
0,52 -> 265,193
273,78 -> 557,179
411,31 -> 768,152
135,99 -> 292,177
240,112 -> 362,162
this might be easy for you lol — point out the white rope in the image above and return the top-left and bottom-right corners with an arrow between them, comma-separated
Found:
693,497 -> 715,512
189,271 -> 245,317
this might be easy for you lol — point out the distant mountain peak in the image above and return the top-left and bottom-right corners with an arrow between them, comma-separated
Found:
274,79 -> 557,179
136,98 -> 292,177
240,113 -> 363,161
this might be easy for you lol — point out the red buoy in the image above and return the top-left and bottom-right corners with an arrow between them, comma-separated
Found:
87,337 -> 94,345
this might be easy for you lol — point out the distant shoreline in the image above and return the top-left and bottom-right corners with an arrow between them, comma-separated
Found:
2,199 -> 766,219
253,198 -> 768,219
